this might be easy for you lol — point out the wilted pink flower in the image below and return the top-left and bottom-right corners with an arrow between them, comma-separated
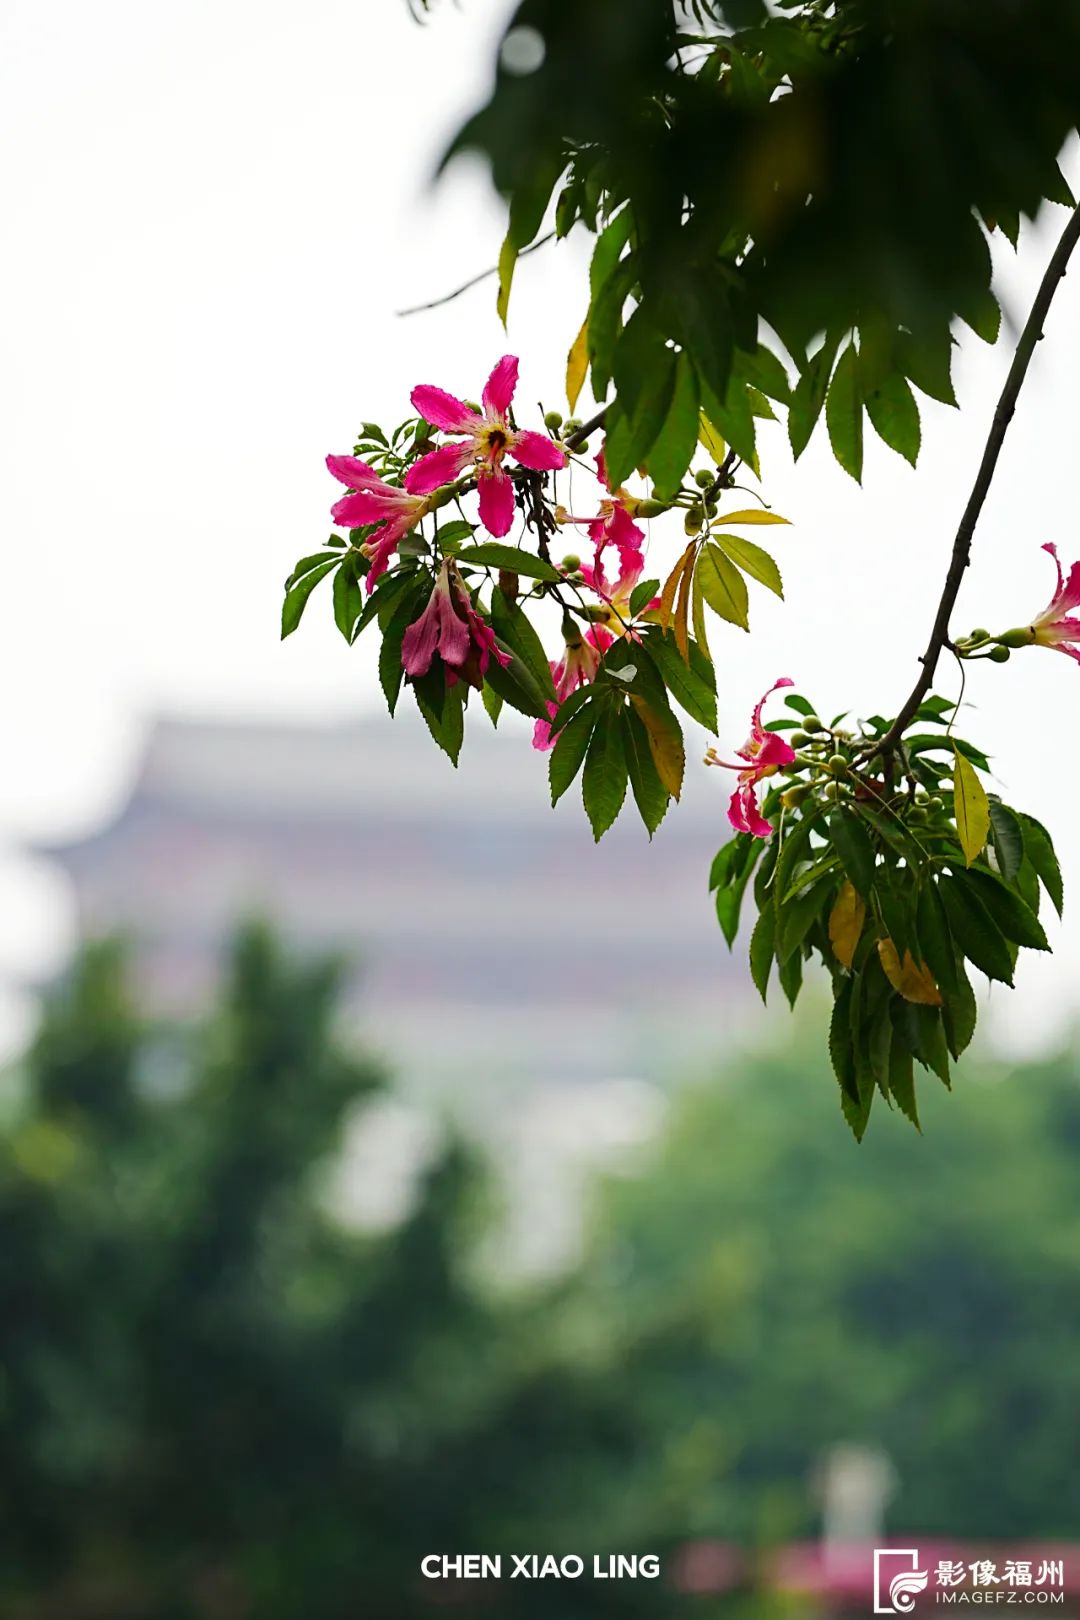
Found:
558,446 -> 646,579
1016,542 -> 1080,662
706,678 -> 796,838
532,624 -> 613,751
327,454 -> 429,591
407,356 -> 566,538
401,560 -> 511,690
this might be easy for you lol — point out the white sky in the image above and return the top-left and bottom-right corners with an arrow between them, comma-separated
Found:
2,0 -> 1079,1059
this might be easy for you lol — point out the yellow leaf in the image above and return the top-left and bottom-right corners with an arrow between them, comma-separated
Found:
952,744 -> 990,866
566,316 -> 589,415
828,881 -> 866,969
699,414 -> 726,464
630,697 -> 684,800
658,541 -> 696,634
496,233 -> 518,329
710,508 -> 791,526
877,939 -> 943,1006
674,551 -> 694,662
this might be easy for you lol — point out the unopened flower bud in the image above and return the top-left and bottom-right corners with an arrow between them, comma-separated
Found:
635,499 -> 669,518
969,627 -> 990,641
822,781 -> 840,801
908,807 -> 929,826
988,644 -> 1012,662
997,628 -> 1035,649
790,730 -> 809,747
544,409 -> 564,431
563,417 -> 582,435
694,468 -> 714,489
803,715 -> 824,734
827,753 -> 848,776
781,785 -> 810,809
684,507 -> 704,536
560,553 -> 581,572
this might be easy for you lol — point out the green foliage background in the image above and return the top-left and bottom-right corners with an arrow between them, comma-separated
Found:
2,934 -> 1079,1615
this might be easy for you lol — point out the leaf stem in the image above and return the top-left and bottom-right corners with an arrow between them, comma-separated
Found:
872,200 -> 1080,758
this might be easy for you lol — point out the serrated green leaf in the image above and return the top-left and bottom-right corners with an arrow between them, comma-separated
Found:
939,874 -> 1014,985
825,340 -> 863,482
622,704 -> 670,836
1019,812 -> 1063,917
697,543 -> 749,630
457,544 -> 561,582
582,706 -> 629,841
281,557 -> 339,639
749,902 -> 776,1002
550,702 -> 598,806
713,532 -> 783,598
864,371 -> 921,467
988,800 -> 1025,881
641,628 -> 717,731
956,868 -> 1050,953
788,335 -> 840,459
379,591 -> 423,716
333,560 -> 363,642
645,351 -> 700,498
828,809 -> 876,897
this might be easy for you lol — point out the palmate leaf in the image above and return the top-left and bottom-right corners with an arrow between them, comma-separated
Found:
549,703 -> 597,806
582,705 -> 629,841
622,704 -> 671,836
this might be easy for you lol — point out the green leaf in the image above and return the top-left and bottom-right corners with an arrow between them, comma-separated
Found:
783,693 -> 816,717
828,809 -> 876,897
825,340 -> 863,483
414,675 -> 465,765
281,558 -> 338,639
715,841 -> 764,947
863,371 -> 921,467
582,706 -> 629,841
484,642 -> 552,720
622,704 -> 670,836
955,868 -> 1050,953
912,1005 -> 951,1087
941,960 -> 977,1061
939,875 -> 1014,986
914,881 -> 958,995
496,231 -> 517,326
457,544 -> 561,582
988,800 -> 1025,881
699,376 -> 758,468
379,591 -> 423,717
286,551 -> 342,588
629,578 -> 661,616
481,683 -> 503,727
550,702 -> 598,806
952,745 -> 991,865
1019,812 -> 1064,917
887,1023 -> 920,1131
712,533 -> 783,598
641,628 -> 717,732
645,352 -> 700,498
899,327 -> 957,407
697,543 -> 749,630
333,560 -> 363,642
749,903 -> 776,1002
433,519 -> 477,550
788,335 -> 839,459
777,876 -> 833,963
490,589 -> 558,701
777,943 -> 804,1010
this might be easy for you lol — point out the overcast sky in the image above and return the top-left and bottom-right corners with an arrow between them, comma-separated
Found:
2,0 -> 1080,1059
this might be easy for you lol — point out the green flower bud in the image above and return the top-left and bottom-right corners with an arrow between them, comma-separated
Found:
635,498 -> 670,518
969,627 -> 990,641
560,553 -> 581,572
790,730 -> 809,747
927,795 -> 944,811
997,628 -> 1035,649
827,753 -> 848,776
563,417 -> 582,435
803,715 -> 824,734
908,807 -> 929,826
684,507 -> 704,535
544,409 -> 564,431
694,468 -> 714,489
822,781 -> 841,802
781,785 -> 810,809
988,644 -> 1012,662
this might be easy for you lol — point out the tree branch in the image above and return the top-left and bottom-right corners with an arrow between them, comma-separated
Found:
564,406 -> 608,452
396,232 -> 555,317
873,200 -> 1080,757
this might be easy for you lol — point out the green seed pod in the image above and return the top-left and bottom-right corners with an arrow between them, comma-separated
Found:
563,417 -> 582,435
684,507 -> 704,536
560,553 -> 581,572
790,730 -> 809,748
822,781 -> 841,802
969,627 -> 990,641
803,715 -> 824,734
544,409 -> 563,431
694,468 -> 714,489
827,753 -> 848,776
988,644 -> 1012,663
781,785 -> 810,809
635,498 -> 669,518
908,807 -> 929,826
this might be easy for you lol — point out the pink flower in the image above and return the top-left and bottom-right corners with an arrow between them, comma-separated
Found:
579,546 -> 658,638
706,678 -> 796,838
1025,542 -> 1080,662
407,356 -> 566,538
401,561 -> 511,691
327,454 -> 429,592
532,624 -> 613,751
559,446 -> 645,580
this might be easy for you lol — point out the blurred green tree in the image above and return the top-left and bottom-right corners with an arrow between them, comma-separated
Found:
571,1021 -> 1080,1546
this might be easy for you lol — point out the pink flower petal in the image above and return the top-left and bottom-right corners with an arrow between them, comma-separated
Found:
608,502 -> 646,559
364,523 -> 408,593
482,355 -> 519,418
401,601 -> 441,677
750,676 -> 795,736
326,453 -> 381,488
331,490 -> 399,527
756,732 -> 797,769
729,784 -> 773,839
404,441 -> 473,494
477,467 -> 516,536
511,429 -> 567,472
410,385 -> 481,435
435,591 -> 472,669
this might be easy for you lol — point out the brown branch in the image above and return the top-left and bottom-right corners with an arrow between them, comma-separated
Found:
873,200 -> 1080,757
396,231 -> 555,317
564,405 -> 608,452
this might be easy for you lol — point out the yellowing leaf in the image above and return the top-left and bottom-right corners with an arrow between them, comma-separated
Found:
691,568 -> 712,663
699,414 -> 727,463
496,233 -> 518,328
953,744 -> 990,866
828,881 -> 866,969
877,939 -> 943,1006
674,551 -> 693,662
696,542 -> 750,630
658,541 -> 696,634
713,532 -> 784,599
710,508 -> 791,526
630,697 -> 684,800
566,316 -> 589,415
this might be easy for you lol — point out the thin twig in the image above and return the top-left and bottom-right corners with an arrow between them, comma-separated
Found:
396,231 -> 556,317
872,200 -> 1080,758
564,406 -> 608,452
